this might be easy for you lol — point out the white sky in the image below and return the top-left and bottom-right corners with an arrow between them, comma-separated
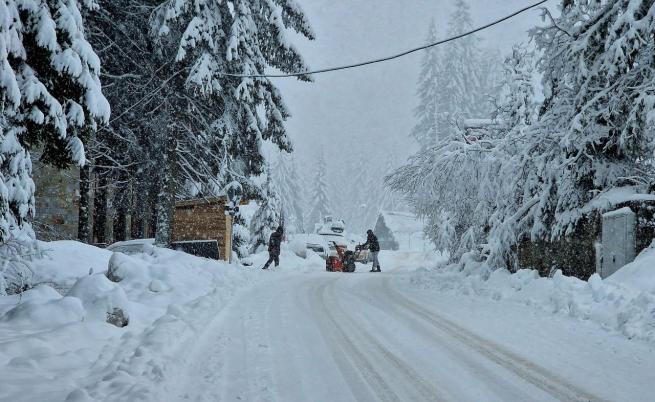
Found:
273,0 -> 559,193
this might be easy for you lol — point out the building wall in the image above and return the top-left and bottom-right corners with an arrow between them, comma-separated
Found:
172,198 -> 230,261
32,159 -> 80,241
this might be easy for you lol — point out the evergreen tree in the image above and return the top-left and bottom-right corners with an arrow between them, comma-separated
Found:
440,0 -> 493,123
388,0 -> 509,259
1,0 -> 108,280
147,0 -> 314,245
411,19 -> 445,149
486,0 -> 655,264
433,211 -> 456,256
250,172 -> 281,253
273,154 -> 304,234
493,45 -> 536,130
306,152 -> 331,232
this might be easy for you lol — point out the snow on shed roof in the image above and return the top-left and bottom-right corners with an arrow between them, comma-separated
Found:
378,211 -> 425,235
582,186 -> 655,214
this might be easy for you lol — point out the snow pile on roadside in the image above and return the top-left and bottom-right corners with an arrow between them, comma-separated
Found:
0,241 -> 267,402
409,245 -> 655,344
606,245 -> 655,293
31,240 -> 114,291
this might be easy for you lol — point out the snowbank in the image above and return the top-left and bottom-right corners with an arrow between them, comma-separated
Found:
31,240 -> 113,290
607,242 -> 655,293
0,239 -> 322,402
0,241 -> 260,402
410,247 -> 655,344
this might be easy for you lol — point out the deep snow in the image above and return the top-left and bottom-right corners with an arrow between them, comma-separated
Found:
1,242 -> 654,401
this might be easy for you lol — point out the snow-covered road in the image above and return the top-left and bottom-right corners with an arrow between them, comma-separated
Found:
172,257 -> 655,402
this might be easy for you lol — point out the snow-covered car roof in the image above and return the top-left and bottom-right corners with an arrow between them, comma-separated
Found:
106,238 -> 155,249
292,233 -> 329,246
106,238 -> 155,254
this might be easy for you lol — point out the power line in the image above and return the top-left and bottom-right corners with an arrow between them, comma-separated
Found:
220,0 -> 549,79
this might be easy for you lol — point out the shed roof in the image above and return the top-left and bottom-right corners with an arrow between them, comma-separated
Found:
175,197 -> 226,208
378,211 -> 424,235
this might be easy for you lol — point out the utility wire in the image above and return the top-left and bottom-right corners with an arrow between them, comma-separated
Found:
220,0 -> 549,79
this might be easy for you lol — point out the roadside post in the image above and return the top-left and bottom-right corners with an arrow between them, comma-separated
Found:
223,181 -> 243,263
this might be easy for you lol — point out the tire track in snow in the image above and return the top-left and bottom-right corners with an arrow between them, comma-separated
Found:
324,279 -> 449,402
348,278 -> 545,401
309,279 -> 400,402
311,278 -> 448,402
383,278 -> 609,402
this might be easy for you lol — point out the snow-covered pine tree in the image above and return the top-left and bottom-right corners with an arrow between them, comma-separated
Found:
441,0 -> 482,121
387,1 -> 505,259
534,0 -> 655,226
273,154 -> 304,234
342,156 -> 366,232
438,0 -> 501,124
493,44 -> 536,131
0,0 -> 108,282
85,0 -> 164,243
306,152 -> 331,233
484,0 -> 655,268
149,0 -> 315,246
433,211 -> 456,256
411,19 -> 445,149
250,172 -> 282,254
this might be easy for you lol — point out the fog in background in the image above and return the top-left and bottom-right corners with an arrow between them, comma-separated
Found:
271,0 -> 558,227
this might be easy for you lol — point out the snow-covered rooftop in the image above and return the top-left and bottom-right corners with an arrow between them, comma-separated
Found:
583,186 -> 655,214
378,210 -> 425,235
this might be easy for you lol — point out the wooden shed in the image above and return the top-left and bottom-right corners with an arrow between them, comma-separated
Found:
171,197 -> 233,261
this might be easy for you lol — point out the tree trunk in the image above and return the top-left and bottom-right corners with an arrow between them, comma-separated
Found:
93,172 -> 108,244
154,127 -> 178,247
130,181 -> 145,239
146,181 -> 158,238
113,181 -> 128,242
77,164 -> 91,243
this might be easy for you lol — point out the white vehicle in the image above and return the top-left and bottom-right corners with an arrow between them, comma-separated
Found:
316,215 -> 345,235
292,233 -> 331,259
106,238 -> 155,255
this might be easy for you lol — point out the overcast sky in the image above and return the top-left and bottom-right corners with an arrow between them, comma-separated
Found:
273,0 -> 559,193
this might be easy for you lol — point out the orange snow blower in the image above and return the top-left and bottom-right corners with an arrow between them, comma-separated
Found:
326,242 -> 360,273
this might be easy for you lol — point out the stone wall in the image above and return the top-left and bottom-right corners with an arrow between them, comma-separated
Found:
516,201 -> 655,280
32,159 -> 80,241
516,218 -> 598,280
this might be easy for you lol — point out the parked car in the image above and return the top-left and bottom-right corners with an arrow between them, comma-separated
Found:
292,234 -> 331,259
106,238 -> 155,255
315,215 -> 345,235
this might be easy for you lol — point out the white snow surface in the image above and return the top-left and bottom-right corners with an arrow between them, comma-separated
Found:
2,243 -> 655,401
410,247 -> 655,344
0,241 -> 272,402
607,241 -> 655,293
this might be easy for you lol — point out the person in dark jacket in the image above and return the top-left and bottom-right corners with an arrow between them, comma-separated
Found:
262,226 -> 284,269
360,229 -> 381,272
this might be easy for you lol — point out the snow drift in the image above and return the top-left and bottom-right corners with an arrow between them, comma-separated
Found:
410,244 -> 655,344
0,241 -> 263,402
